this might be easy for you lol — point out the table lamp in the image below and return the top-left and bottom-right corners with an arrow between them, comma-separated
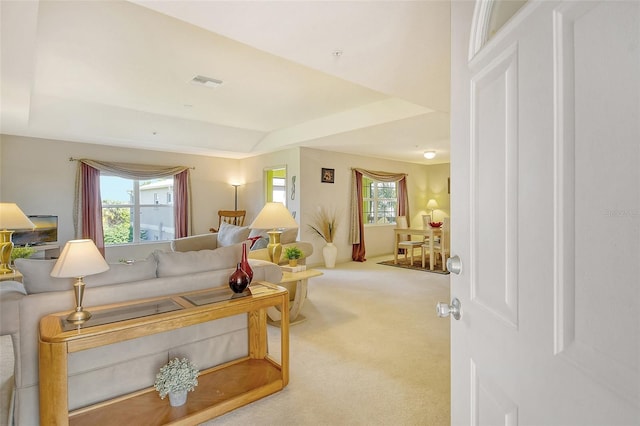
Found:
50,239 -> 109,323
426,199 -> 439,220
249,202 -> 298,263
0,203 -> 35,274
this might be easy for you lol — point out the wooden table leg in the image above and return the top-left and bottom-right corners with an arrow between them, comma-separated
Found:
280,293 -> 289,386
39,339 -> 69,425
248,309 -> 268,359
393,232 -> 400,264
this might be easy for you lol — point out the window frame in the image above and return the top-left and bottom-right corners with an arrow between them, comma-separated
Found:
100,176 -> 175,245
362,177 -> 398,226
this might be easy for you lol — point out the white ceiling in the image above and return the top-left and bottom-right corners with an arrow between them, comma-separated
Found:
0,0 -> 451,165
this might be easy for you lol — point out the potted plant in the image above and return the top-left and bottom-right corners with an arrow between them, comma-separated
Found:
308,208 -> 338,268
284,246 -> 303,267
10,246 -> 36,266
154,357 -> 200,407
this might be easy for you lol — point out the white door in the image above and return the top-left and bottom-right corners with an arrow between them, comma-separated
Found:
448,1 -> 639,424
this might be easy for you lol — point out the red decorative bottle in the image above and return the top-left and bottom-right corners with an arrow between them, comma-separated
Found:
240,241 -> 253,283
229,263 -> 250,293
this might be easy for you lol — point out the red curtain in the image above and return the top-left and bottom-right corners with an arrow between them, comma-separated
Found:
174,169 -> 190,238
351,170 -> 366,261
350,170 -> 409,262
81,163 -> 105,255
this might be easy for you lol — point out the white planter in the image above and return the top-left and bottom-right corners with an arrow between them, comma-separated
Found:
322,243 -> 338,268
168,390 -> 188,407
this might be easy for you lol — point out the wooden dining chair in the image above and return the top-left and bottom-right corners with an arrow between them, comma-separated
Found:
396,216 -> 423,265
422,217 -> 450,270
421,214 -> 433,244
209,210 -> 246,232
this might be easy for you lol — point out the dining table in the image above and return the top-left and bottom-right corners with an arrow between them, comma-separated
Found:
393,226 -> 443,270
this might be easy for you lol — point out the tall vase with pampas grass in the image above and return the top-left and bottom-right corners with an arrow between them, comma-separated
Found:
309,208 -> 338,268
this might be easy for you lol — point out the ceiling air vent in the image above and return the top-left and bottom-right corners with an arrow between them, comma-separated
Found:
191,75 -> 223,89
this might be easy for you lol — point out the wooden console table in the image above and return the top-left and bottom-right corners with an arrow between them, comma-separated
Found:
38,282 -> 289,425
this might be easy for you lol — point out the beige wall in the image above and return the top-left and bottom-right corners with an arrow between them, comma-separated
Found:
298,147 -> 447,265
0,135 -> 241,260
426,163 -> 451,222
1,134 -> 449,265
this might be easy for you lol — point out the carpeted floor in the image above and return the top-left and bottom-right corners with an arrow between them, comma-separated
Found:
1,255 -> 451,425
378,259 -> 450,275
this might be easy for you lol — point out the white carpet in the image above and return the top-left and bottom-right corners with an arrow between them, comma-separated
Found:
1,255 -> 451,425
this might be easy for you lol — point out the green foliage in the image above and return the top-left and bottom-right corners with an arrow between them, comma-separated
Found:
284,246 -> 303,259
103,203 -> 132,245
10,246 -> 36,262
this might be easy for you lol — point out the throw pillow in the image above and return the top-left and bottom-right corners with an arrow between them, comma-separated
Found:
217,222 -> 251,247
250,237 -> 269,251
154,244 -> 242,278
15,258 -> 70,294
246,236 -> 262,249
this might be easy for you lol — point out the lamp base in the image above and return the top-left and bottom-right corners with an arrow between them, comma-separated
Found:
67,277 -> 91,323
266,230 -> 283,264
0,231 -> 15,274
67,309 -> 92,323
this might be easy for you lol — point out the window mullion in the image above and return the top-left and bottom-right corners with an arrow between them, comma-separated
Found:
133,180 -> 140,243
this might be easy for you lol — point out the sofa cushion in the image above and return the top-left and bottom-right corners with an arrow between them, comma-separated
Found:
217,222 -> 251,247
154,244 -> 241,277
171,233 -> 218,252
84,256 -> 157,286
15,258 -> 72,294
16,256 -> 159,294
248,227 -> 298,244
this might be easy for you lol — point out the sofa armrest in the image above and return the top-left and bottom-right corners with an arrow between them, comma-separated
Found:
171,233 -> 219,252
0,281 -> 27,335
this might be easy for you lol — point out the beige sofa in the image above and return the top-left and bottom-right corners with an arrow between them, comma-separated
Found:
0,243 -> 282,425
173,225 -> 314,265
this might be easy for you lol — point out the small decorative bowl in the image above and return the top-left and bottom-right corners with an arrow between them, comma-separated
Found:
429,222 -> 443,228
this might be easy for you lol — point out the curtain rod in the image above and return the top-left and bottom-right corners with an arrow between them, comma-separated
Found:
68,157 -> 196,170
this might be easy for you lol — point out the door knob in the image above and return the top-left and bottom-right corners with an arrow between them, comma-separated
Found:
436,298 -> 462,320
446,255 -> 462,274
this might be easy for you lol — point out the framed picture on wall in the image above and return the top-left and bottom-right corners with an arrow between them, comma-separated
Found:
321,168 -> 335,183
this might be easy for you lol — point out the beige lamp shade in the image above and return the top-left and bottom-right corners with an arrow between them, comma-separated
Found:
249,203 -> 297,263
249,202 -> 298,230
51,239 -> 109,278
426,199 -> 439,211
0,203 -> 35,230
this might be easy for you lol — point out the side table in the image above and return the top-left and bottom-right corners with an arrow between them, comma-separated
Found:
0,269 -> 22,283
38,282 -> 289,425
267,268 -> 323,326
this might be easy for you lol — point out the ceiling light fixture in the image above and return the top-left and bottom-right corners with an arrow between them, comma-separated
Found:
191,75 -> 223,89
424,150 -> 436,160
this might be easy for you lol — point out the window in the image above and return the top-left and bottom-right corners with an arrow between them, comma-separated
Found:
362,177 -> 398,224
100,176 -> 175,245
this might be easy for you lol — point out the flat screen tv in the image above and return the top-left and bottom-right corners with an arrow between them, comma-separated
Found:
12,215 -> 58,247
